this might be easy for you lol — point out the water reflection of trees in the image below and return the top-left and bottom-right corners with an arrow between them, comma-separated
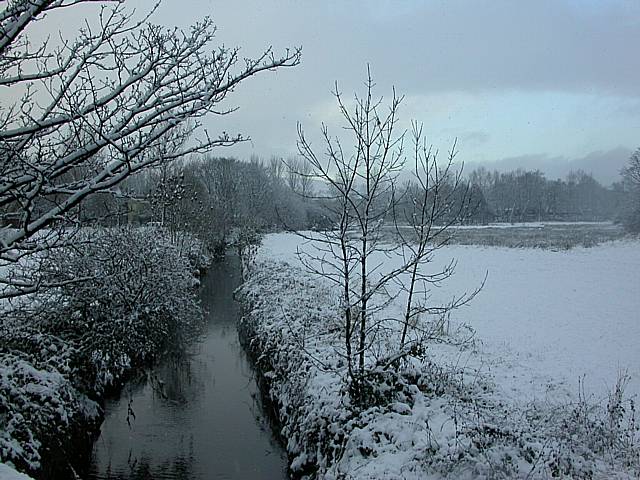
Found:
147,351 -> 208,407
89,258 -> 287,479
97,452 -> 196,480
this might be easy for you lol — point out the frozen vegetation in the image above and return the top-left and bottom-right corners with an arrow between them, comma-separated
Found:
0,227 -> 209,477
238,232 -> 640,479
415,221 -> 628,249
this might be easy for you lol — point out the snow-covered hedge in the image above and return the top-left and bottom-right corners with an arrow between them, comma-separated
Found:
0,226 -> 209,476
239,259 -> 640,479
34,226 -> 207,393
0,351 -> 98,473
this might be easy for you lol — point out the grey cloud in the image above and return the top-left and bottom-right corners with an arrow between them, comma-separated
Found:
16,1 -> 639,166
140,0 -> 640,104
40,1 -> 640,107
460,131 -> 490,146
369,1 -> 640,97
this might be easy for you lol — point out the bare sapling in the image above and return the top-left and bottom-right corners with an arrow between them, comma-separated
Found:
391,122 -> 485,366
293,68 -> 483,404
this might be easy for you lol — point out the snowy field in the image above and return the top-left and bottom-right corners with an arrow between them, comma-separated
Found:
242,233 -> 640,478
259,233 -> 640,402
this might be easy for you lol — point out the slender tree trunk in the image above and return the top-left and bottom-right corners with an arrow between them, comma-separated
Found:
400,262 -> 418,348
359,240 -> 367,374
341,235 -> 353,380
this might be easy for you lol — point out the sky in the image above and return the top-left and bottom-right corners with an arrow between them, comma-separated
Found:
42,1 -> 640,184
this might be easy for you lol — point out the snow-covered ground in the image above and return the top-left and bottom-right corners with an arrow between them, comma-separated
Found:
442,221 -> 612,229
259,233 -> 640,402
0,463 -> 34,480
242,232 -> 640,478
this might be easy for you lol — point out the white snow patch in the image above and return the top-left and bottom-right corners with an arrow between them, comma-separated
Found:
0,462 -> 34,480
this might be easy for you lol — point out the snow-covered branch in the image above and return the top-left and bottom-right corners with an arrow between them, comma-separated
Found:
0,0 -> 301,291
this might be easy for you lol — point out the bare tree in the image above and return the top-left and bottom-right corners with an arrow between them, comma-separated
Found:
0,0 -> 300,298
295,69 -> 478,403
285,155 -> 314,197
622,149 -> 640,187
296,69 -> 404,385
394,122 -> 482,360
268,155 -> 285,182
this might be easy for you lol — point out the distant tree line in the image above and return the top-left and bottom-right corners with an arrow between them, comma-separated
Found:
56,155 -> 327,255
340,162 -> 636,229
620,149 -> 640,233
463,167 -> 628,224
15,151 -> 638,255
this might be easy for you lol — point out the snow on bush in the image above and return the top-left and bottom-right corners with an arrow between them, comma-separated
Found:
0,226 -> 208,475
31,226 -> 206,393
239,258 -> 640,479
0,349 -> 98,473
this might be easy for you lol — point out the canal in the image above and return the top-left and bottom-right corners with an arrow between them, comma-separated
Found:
87,256 -> 287,480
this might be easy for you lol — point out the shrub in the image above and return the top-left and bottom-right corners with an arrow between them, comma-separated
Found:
0,226 -> 207,474
32,227 -> 204,393
0,350 -> 98,473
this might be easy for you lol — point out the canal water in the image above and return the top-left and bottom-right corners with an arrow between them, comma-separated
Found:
87,257 -> 288,480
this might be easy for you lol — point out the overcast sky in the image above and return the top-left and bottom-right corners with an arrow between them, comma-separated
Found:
56,1 -> 640,184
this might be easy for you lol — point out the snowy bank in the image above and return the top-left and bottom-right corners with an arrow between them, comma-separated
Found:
260,233 -> 640,400
237,234 -> 640,478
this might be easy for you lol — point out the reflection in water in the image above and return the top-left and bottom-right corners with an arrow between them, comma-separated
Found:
88,257 -> 287,480
98,454 -> 197,480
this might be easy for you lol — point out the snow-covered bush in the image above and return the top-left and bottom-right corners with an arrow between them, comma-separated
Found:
0,462 -> 34,480
0,226 -> 207,476
142,226 -> 211,274
30,226 -> 205,393
235,226 -> 262,280
238,260 -> 346,475
0,350 -> 98,473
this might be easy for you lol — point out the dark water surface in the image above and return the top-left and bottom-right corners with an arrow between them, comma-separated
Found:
87,257 -> 287,480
